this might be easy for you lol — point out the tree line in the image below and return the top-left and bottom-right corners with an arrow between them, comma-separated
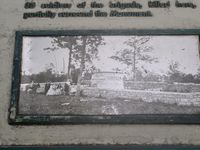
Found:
22,35 -> 200,84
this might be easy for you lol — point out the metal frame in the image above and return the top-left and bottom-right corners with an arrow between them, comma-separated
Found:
9,29 -> 200,125
1,145 -> 200,150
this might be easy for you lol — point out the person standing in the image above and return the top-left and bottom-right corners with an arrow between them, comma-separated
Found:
69,65 -> 80,85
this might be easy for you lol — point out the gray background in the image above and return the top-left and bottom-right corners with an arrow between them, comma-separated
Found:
1,0 -> 200,145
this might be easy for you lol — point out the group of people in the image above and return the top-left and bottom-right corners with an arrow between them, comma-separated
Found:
25,65 -> 80,96
45,82 -> 70,96
25,81 -> 77,96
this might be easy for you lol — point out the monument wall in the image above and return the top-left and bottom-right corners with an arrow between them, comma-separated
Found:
1,0 -> 200,146
124,81 -> 200,92
82,87 -> 200,107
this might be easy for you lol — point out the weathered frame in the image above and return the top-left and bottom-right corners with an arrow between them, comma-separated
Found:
1,145 -> 200,150
9,29 -> 200,125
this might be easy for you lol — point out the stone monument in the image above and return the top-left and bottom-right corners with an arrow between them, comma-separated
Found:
91,72 -> 124,90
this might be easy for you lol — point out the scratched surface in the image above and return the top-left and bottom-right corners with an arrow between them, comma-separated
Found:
1,0 -> 200,146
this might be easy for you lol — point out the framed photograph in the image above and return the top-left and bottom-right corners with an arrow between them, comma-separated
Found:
9,30 -> 200,124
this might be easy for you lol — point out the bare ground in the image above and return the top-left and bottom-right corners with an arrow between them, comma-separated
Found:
19,92 -> 200,115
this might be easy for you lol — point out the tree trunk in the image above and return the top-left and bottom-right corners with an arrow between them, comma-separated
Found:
76,37 -> 86,96
80,37 -> 86,73
132,49 -> 136,81
67,43 -> 72,78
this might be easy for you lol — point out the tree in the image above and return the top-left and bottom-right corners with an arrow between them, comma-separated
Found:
167,61 -> 181,83
75,36 -> 105,80
111,36 -> 157,81
44,36 -> 105,95
195,67 -> 200,82
184,74 -> 195,83
44,36 -> 77,76
168,61 -> 180,74
44,36 -> 105,77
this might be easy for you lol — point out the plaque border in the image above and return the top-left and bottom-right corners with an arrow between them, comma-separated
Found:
9,29 -> 200,125
1,145 -> 200,150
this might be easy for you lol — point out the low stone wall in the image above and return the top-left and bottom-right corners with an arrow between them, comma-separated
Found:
124,81 -> 200,92
82,87 -> 200,106
84,80 -> 200,92
124,81 -> 165,91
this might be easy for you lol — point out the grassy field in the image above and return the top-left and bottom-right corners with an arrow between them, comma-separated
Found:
19,92 -> 200,115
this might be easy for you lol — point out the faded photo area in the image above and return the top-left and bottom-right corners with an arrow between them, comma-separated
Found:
19,36 -> 200,115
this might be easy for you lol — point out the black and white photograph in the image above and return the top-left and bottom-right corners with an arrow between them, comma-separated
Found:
19,35 -> 200,115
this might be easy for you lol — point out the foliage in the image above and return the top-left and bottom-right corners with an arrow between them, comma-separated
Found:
111,36 -> 158,80
21,69 -> 67,83
111,37 -> 157,65
167,62 -> 200,84
44,36 -> 105,71
123,69 -> 161,82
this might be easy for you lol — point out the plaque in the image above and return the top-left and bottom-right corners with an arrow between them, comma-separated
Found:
8,30 -> 200,124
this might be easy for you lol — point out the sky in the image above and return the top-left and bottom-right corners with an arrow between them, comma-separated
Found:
22,36 -> 200,75
22,37 -> 69,75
